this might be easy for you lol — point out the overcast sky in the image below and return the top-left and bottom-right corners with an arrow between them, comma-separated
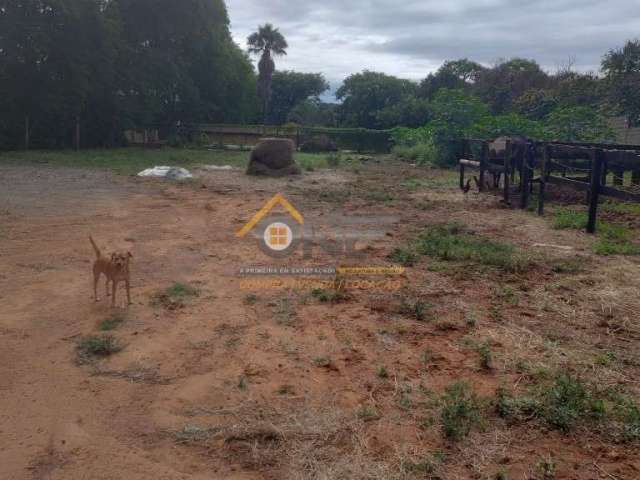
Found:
227,0 -> 639,97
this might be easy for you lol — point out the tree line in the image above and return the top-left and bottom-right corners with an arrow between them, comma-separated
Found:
1,0 -> 639,149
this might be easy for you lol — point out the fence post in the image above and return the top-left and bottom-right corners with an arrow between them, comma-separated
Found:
75,115 -> 80,151
24,115 -> 30,150
520,143 -> 532,209
503,139 -> 511,204
479,143 -> 488,192
587,148 -> 603,234
538,145 -> 549,216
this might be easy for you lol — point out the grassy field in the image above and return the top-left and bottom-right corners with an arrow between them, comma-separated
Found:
0,148 -> 349,176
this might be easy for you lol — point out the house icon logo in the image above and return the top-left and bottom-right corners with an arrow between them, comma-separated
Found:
236,194 -> 304,255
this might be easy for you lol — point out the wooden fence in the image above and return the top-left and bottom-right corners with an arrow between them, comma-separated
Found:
459,138 -> 640,233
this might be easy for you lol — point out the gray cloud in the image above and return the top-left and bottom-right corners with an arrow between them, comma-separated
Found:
226,0 -> 640,96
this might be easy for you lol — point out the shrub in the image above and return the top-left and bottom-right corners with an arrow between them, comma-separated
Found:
441,382 -> 482,441
77,335 -> 122,358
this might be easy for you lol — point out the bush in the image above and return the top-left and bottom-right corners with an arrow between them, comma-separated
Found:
441,382 -> 483,441
77,335 -> 122,358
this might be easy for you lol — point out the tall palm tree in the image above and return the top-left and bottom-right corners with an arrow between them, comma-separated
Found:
248,24 -> 288,124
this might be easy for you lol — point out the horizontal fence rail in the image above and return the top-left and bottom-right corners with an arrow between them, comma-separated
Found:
458,138 -> 640,234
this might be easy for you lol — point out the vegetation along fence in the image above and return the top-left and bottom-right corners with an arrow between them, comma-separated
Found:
125,124 -> 393,153
459,138 -> 640,233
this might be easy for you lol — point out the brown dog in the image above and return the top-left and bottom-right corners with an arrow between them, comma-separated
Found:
90,236 -> 132,307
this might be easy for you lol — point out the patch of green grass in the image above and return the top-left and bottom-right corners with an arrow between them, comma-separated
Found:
365,189 -> 394,202
243,293 -> 259,305
98,313 -> 126,331
389,247 -> 418,267
399,297 -> 433,322
377,366 -> 389,379
175,424 -> 215,443
153,282 -> 199,309
537,454 -> 557,480
494,373 -> 632,435
326,152 -> 341,168
272,297 -> 297,326
0,148 -> 338,176
277,384 -> 295,395
402,452 -> 447,475
356,405 -> 380,421
440,382 -> 483,441
311,288 -> 348,303
550,257 -> 587,274
553,208 -> 588,230
552,208 -> 640,256
77,335 -> 122,358
313,356 -> 333,368
166,282 -> 199,298
477,342 -> 493,370
414,223 -> 529,272
602,201 -> 640,216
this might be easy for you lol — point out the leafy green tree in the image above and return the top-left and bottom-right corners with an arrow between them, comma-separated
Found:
474,58 -> 549,114
248,24 -> 288,123
268,71 -> 329,124
375,96 -> 431,128
427,89 -> 491,165
336,71 -> 418,129
602,40 -> 640,125
545,106 -> 616,142
287,99 -> 337,127
419,59 -> 485,99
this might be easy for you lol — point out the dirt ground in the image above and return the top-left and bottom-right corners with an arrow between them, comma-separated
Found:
1,159 -> 639,480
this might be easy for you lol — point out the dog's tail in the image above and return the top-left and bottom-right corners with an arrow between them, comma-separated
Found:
89,236 -> 101,258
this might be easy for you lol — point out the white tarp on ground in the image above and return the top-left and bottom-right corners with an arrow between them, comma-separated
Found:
137,166 -> 193,180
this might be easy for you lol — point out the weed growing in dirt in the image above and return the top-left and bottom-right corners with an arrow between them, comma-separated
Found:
326,152 -> 341,168
477,342 -> 493,370
99,313 -> 126,331
77,335 -> 122,359
313,356 -> 333,368
537,454 -> 557,479
153,282 -> 199,309
440,382 -> 483,441
399,297 -> 433,322
238,376 -> 248,390
389,247 -> 418,267
311,288 -> 348,303
550,257 -> 586,274
356,405 -> 380,421
244,294 -> 259,305
414,223 -> 529,272
377,366 -> 389,379
402,451 -> 447,475
365,189 -> 395,203
175,424 -> 216,444
492,373 -> 640,439
271,298 -> 297,326
277,384 -> 295,395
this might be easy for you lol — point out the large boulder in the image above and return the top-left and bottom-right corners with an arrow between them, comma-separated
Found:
246,138 -> 301,177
